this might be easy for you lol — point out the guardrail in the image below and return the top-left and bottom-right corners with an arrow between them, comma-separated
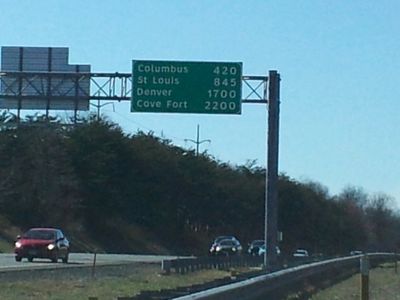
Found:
161,255 -> 264,275
170,253 -> 398,300
127,253 -> 398,299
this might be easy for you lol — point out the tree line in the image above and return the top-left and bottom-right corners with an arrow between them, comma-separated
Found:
0,114 -> 399,255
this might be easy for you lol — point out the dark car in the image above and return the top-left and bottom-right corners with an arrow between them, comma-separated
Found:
247,239 -> 265,255
14,228 -> 70,263
209,236 -> 242,254
212,235 -> 241,245
215,236 -> 242,249
209,238 -> 242,256
258,244 -> 281,256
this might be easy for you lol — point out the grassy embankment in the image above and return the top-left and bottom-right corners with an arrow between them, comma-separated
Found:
306,263 -> 400,300
0,264 -> 248,300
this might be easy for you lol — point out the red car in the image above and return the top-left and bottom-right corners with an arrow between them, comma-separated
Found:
14,228 -> 70,263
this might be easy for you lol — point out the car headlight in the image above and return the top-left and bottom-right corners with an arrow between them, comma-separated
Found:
47,244 -> 55,250
15,241 -> 22,248
216,246 -> 221,251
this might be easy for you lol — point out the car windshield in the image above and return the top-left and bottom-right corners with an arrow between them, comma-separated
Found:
252,241 -> 264,246
214,236 -> 234,243
220,240 -> 234,246
23,230 -> 56,240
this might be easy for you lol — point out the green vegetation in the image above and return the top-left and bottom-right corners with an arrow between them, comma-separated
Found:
0,113 -> 399,256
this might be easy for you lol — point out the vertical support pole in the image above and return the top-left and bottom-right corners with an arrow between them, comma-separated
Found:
17,47 -> 23,122
74,65 -> 80,124
97,99 -> 101,120
46,47 -> 52,120
360,255 -> 369,300
196,124 -> 200,156
264,70 -> 280,270
91,252 -> 97,279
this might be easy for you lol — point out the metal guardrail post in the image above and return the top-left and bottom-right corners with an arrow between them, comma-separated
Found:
162,259 -> 172,275
360,255 -> 369,300
91,252 -> 97,279
179,259 -> 184,274
190,260 -> 195,272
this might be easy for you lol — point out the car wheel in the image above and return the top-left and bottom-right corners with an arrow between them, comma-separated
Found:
62,253 -> 69,264
28,257 -> 33,262
51,251 -> 58,263
15,256 -> 22,262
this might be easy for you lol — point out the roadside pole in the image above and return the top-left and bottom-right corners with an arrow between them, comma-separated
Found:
360,255 -> 369,300
264,70 -> 280,270
91,252 -> 97,279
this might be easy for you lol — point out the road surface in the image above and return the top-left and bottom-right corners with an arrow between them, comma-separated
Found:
0,252 -> 180,271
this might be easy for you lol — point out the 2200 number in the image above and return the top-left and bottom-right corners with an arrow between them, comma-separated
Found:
205,101 -> 237,111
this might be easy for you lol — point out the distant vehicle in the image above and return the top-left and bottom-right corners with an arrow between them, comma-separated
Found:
210,236 -> 242,251
247,240 -> 265,256
14,228 -> 70,263
212,235 -> 241,245
350,250 -> 363,256
257,244 -> 281,256
293,249 -> 309,258
209,237 -> 242,256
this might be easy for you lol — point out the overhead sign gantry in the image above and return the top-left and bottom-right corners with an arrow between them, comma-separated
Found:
0,46 -> 90,111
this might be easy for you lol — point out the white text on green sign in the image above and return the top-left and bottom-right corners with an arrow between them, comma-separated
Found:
131,60 -> 242,114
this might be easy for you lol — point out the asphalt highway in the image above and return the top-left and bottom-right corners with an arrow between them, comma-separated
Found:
0,252 -> 179,271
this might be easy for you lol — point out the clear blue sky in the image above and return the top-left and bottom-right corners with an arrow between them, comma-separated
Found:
1,0 -> 399,204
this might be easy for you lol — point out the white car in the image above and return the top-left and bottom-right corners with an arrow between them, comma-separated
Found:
293,249 -> 309,258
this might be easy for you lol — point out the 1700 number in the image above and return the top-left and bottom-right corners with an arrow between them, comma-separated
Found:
207,89 -> 237,99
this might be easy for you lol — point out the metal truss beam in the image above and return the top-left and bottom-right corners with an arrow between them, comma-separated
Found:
0,72 -> 267,104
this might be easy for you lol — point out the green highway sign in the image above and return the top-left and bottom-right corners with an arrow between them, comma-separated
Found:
131,60 -> 242,114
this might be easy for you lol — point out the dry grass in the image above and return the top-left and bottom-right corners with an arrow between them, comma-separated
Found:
3,258 -> 399,299
0,264 -> 241,300
310,263 -> 400,300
